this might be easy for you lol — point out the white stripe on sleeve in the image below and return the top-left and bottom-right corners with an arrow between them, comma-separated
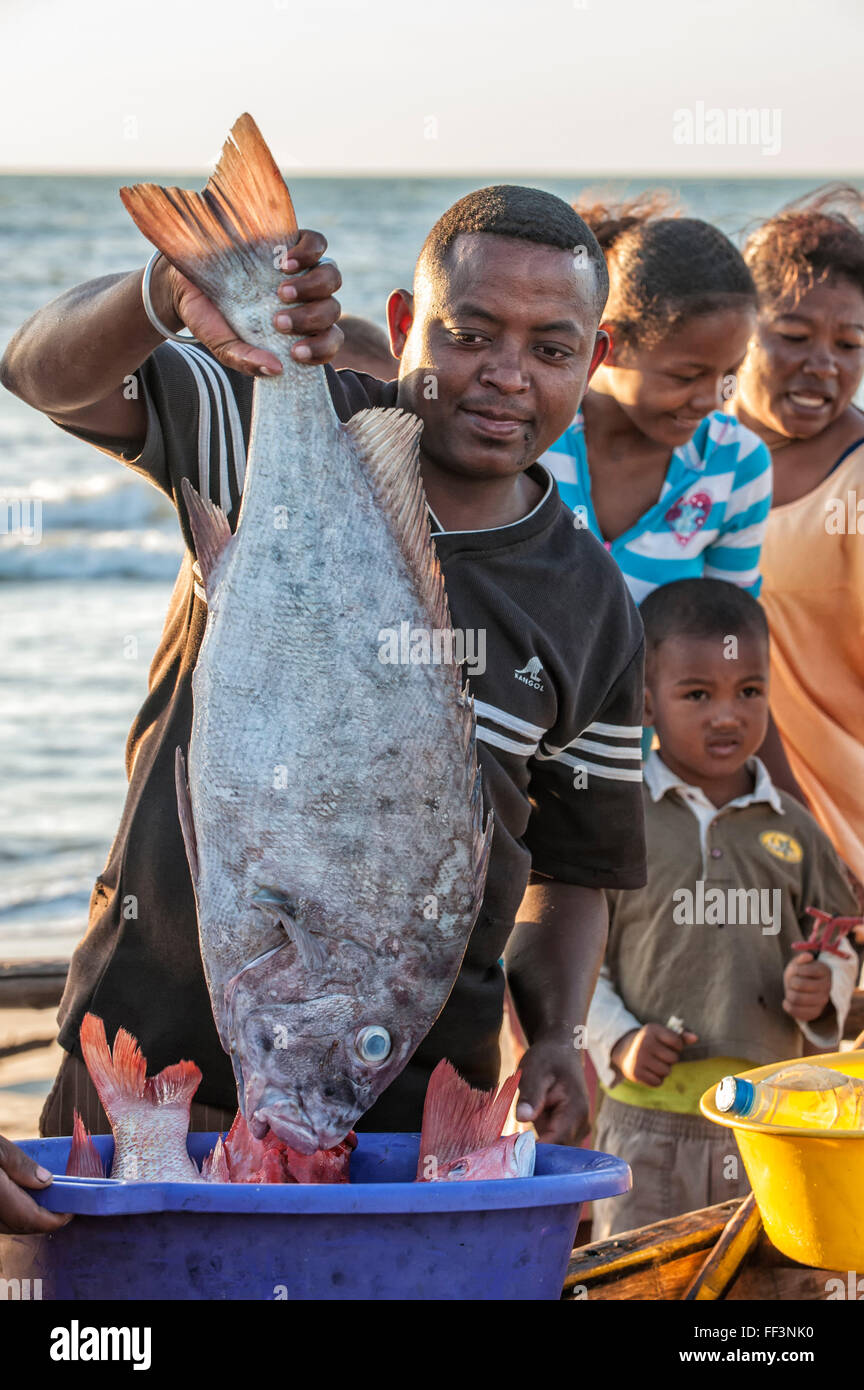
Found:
477,726 -> 539,757
473,700 -> 547,739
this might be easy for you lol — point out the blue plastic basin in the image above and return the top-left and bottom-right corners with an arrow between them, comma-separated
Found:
1,1132 -> 630,1300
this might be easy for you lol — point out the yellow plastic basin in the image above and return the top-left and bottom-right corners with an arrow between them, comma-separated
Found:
700,1050 -> 864,1270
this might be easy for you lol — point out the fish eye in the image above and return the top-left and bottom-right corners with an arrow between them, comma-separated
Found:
355,1025 -> 392,1065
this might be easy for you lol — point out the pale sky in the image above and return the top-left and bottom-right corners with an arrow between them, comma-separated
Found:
1,0 -> 860,174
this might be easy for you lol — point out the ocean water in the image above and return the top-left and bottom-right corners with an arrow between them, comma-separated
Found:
0,173 -> 849,958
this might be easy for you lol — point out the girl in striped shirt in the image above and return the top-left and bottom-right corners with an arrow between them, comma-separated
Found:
541,196 -> 772,605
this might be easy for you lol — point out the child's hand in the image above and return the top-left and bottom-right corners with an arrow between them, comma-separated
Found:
610,1024 -> 699,1087
783,951 -> 832,1023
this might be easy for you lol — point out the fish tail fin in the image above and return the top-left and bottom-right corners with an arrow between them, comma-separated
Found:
119,112 -> 298,302
416,1060 -> 522,1176
80,1013 -> 145,1121
65,1110 -> 105,1178
80,1012 -> 201,1120
146,1060 -> 203,1109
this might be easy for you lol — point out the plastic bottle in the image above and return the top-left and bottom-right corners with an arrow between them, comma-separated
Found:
715,1063 -> 864,1129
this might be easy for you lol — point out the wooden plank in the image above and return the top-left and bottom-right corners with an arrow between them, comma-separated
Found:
564,1199 -> 743,1292
565,1248 -> 711,1300
0,961 -> 68,1010
683,1193 -> 762,1300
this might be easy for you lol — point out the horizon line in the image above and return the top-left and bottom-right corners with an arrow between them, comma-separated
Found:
1,166 -> 862,181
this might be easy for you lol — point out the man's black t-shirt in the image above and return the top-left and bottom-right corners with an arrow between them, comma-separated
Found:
54,341 -> 646,1127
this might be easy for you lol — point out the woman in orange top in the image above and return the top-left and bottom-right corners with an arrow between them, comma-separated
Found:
735,188 -> 864,885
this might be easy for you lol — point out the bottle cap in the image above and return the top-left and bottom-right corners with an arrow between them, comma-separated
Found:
716,1075 -> 755,1116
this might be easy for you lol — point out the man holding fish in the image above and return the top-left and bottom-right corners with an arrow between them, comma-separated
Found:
0,117 -> 646,1228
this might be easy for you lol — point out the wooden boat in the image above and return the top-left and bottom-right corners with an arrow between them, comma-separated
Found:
564,1005 -> 864,1301
564,1196 -> 849,1300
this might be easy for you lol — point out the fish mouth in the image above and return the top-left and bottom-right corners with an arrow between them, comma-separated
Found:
249,1083 -> 355,1155
253,1105 -> 353,1156
251,1107 -> 320,1154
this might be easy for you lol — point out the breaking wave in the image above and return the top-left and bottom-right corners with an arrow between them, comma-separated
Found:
0,472 -> 182,580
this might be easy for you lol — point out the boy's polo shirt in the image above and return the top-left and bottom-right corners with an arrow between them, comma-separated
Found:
588,753 -> 860,1101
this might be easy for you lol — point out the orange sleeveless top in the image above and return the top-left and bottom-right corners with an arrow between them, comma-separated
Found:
760,441 -> 864,880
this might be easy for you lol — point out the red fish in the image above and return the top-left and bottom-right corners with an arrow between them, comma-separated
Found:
432,1132 -> 535,1181
72,1013 -> 354,1183
79,1013 -> 201,1181
416,1060 -> 535,1182
202,1110 -> 355,1184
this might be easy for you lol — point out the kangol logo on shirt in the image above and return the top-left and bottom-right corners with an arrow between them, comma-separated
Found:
759,830 -> 803,864
514,656 -> 544,691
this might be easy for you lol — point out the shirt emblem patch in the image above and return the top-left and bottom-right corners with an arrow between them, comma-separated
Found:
514,657 -> 544,691
760,830 -> 803,864
665,491 -> 712,545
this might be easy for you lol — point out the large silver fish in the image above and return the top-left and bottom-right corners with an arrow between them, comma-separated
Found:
119,115 -> 491,1154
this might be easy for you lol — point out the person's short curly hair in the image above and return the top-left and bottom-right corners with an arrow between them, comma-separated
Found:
417,184 -> 609,318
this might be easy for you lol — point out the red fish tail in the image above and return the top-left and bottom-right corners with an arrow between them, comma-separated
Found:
65,1109 -> 105,1178
145,1060 -> 203,1109
417,1060 -> 522,1178
80,1012 -> 201,1121
80,1013 -> 145,1121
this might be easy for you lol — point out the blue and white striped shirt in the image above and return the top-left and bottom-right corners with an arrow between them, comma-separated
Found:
539,409 -> 773,604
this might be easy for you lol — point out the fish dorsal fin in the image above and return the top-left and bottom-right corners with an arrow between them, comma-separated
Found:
345,407 -> 494,914
181,477 -> 233,597
65,1110 -> 105,1178
343,408 -> 449,632
119,113 -> 299,302
416,1060 -> 521,1175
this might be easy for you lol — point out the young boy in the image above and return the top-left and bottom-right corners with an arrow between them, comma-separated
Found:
587,578 -> 860,1240
1,174 -> 646,1229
